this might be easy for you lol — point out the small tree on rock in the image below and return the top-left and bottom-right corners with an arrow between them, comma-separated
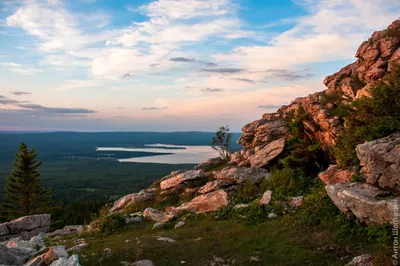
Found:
212,126 -> 232,160
3,142 -> 51,219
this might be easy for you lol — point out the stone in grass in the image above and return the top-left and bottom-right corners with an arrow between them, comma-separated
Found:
133,260 -> 156,266
152,222 -> 166,230
49,254 -> 81,266
157,237 -> 176,243
249,256 -> 262,262
68,242 -> 88,252
345,254 -> 373,266
268,213 -> 278,219
234,203 -> 249,209
174,221 -> 185,229
259,190 -> 272,205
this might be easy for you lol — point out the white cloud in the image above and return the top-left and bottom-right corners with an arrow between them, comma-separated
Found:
215,0 -> 400,72
94,0 -> 248,79
55,80 -> 101,91
0,62 -> 42,75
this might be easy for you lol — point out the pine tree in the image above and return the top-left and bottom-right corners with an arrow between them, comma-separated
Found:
3,142 -> 52,219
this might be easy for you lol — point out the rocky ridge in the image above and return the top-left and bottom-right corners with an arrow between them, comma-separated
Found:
104,20 -> 400,230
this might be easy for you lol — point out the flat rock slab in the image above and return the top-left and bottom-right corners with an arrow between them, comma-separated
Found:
157,237 -> 176,243
326,182 -> 398,225
110,190 -> 156,212
143,208 -> 174,223
249,138 -> 286,168
198,180 -> 234,194
160,170 -> 205,190
167,189 -> 229,214
215,167 -> 270,184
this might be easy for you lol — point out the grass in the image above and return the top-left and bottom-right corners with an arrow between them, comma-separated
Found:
48,216 -> 391,266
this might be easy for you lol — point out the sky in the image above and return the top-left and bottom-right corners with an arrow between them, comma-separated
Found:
0,0 -> 399,132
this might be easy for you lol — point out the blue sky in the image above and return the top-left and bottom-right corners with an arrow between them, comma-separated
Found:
0,0 -> 399,132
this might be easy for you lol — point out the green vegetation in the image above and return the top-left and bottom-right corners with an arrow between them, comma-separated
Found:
3,142 -> 51,220
211,125 -> 233,160
320,90 -> 348,119
48,210 -> 391,266
335,65 -> 400,168
98,213 -> 126,235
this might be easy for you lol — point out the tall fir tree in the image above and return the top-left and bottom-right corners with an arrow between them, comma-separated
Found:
3,142 -> 52,219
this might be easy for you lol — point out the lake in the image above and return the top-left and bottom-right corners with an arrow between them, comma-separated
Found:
96,143 -> 220,164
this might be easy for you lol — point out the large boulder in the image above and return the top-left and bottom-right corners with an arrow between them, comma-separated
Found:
143,208 -> 174,223
49,254 -> 81,266
318,165 -> 354,185
44,246 -> 69,265
160,170 -> 205,190
110,190 -> 156,212
167,189 -> 228,214
0,233 -> 46,265
0,214 -> 50,241
215,167 -> 270,184
248,137 -> 286,168
0,244 -> 28,265
356,132 -> 400,193
326,182 -> 398,225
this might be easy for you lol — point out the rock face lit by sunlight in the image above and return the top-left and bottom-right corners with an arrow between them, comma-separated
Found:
96,144 -> 220,164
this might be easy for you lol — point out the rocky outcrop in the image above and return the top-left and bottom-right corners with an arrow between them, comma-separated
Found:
326,182 -> 398,225
318,165 -> 354,185
215,167 -> 270,184
160,170 -> 205,190
167,189 -> 228,214
234,114 -> 289,167
234,20 -> 400,166
356,132 -> 400,193
0,214 -> 50,241
110,190 -> 156,213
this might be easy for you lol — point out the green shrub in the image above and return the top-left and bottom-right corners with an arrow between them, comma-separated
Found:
98,213 -> 126,234
335,65 -> 400,168
235,180 -> 260,203
215,201 -> 280,222
261,167 -> 309,200
292,184 -> 339,227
